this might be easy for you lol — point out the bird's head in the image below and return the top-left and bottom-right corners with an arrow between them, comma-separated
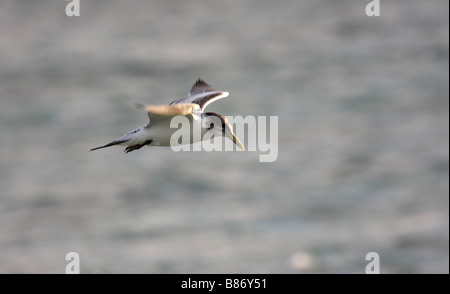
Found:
202,112 -> 245,150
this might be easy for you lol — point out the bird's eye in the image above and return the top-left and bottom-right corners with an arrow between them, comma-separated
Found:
209,123 -> 214,129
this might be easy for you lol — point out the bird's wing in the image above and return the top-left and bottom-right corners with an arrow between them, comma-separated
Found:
188,79 -> 217,95
168,79 -> 229,111
136,103 -> 200,123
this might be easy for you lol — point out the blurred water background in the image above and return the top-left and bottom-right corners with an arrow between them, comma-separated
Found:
0,0 -> 448,273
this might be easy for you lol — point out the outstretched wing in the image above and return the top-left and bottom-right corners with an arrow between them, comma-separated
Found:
136,103 -> 200,123
168,79 -> 229,111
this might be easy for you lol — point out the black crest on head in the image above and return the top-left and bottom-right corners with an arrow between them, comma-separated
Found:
204,112 -> 227,134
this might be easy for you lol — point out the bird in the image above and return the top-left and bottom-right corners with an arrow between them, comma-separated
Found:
90,79 -> 245,153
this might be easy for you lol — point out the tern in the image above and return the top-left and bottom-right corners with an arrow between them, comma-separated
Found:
90,79 -> 245,153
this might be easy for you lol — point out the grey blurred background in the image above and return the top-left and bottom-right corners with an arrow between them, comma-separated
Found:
0,0 -> 448,273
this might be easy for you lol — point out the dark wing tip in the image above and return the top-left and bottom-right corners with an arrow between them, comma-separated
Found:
135,102 -> 145,110
194,78 -> 210,87
90,146 -> 101,152
90,139 -> 129,152
190,79 -> 216,95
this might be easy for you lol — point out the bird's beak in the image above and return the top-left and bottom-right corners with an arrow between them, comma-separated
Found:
232,133 -> 245,151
